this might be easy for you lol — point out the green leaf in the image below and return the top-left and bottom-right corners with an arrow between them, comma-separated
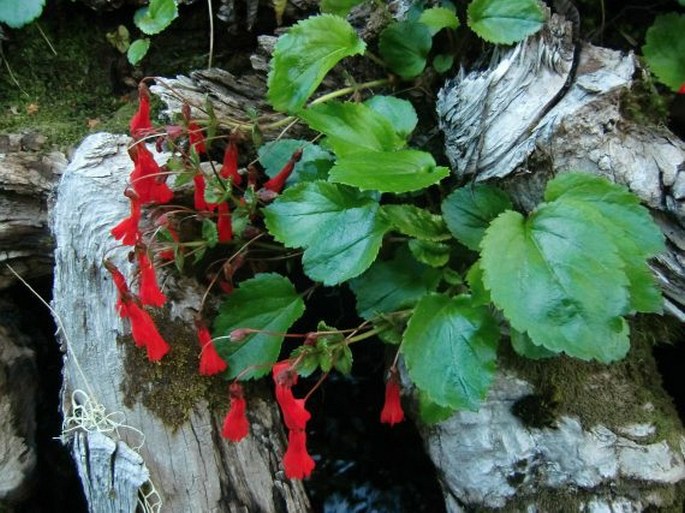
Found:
418,390 -> 455,424
298,101 -> 404,156
403,294 -> 499,410
433,53 -> 454,73
201,218 -> 218,249
480,203 -> 631,363
467,0 -> 545,45
320,0 -> 365,16
330,149 -> 450,193
273,0 -> 287,25
642,14 -> 685,92
0,0 -> 44,28
258,139 -> 334,184
263,181 -> 390,285
381,204 -> 450,241
106,25 -> 131,54
348,246 -> 441,320
441,183 -> 513,251
364,95 -> 418,140
409,239 -> 451,267
127,38 -> 151,65
544,172 -> 665,313
379,20 -> 433,79
213,273 -> 305,380
466,260 -> 490,306
334,343 -> 354,374
510,329 -> 558,360
267,14 -> 366,112
419,6 -> 460,36
134,0 -> 178,35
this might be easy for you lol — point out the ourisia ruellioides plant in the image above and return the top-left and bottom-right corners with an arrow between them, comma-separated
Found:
106,1 -> 669,480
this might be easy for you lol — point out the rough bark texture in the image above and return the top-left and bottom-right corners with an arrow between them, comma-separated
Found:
0,297 -> 38,507
0,133 -> 66,289
432,11 -> 685,513
51,133 -> 311,513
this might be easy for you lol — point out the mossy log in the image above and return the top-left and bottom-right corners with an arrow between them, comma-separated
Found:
51,133 -> 311,513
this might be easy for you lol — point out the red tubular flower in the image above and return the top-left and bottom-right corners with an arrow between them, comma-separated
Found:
111,192 -> 142,246
193,174 -> 210,211
263,149 -> 303,194
679,83 -> 685,94
130,83 -> 152,139
130,144 -> 173,205
217,202 -> 233,243
137,248 -> 166,307
283,429 -> 315,479
197,323 -> 227,376
188,121 -> 207,154
220,140 -> 242,185
104,260 -> 132,318
380,377 -> 405,426
273,362 -> 310,430
222,383 -> 249,441
126,302 -> 170,361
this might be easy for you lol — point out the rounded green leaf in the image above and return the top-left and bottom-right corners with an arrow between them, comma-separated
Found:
0,0 -> 45,28
364,96 -> 418,140
134,0 -> 178,36
642,14 -> 685,92
379,21 -> 433,79
127,38 -> 151,65
348,246 -> 441,320
510,329 -> 559,360
544,172 -> 665,313
433,53 -> 454,73
418,390 -> 455,425
441,184 -> 513,251
213,273 -> 305,380
480,203 -> 631,363
381,204 -> 450,241
408,239 -> 451,267
467,0 -> 545,45
298,101 -> 404,156
263,181 -> 390,285
402,294 -> 500,411
419,6 -> 460,36
267,14 -> 366,113
329,149 -> 450,193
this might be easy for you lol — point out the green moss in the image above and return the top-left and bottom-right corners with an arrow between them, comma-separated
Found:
120,314 -> 226,429
0,6 -> 132,149
501,314 -> 684,449
619,68 -> 670,127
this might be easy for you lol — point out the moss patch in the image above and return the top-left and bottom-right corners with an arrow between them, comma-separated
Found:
120,314 -> 227,430
0,3 -> 132,149
501,314 -> 684,449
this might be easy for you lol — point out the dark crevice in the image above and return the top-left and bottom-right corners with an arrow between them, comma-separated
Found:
2,277 -> 88,513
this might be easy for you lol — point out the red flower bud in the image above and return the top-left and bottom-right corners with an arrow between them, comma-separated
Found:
197,324 -> 227,376
193,174 -> 210,211
273,362 -> 310,431
283,429 -> 315,479
126,302 -> 170,361
188,121 -> 207,155
380,377 -> 404,426
111,195 -> 142,246
137,248 -> 166,307
222,383 -> 249,442
263,149 -> 303,194
217,202 -> 233,243
130,83 -> 152,140
220,140 -> 242,185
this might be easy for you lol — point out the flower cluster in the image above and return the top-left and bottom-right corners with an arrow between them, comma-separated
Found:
106,81 -> 408,482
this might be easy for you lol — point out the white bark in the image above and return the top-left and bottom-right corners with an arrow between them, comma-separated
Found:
51,133 -> 311,513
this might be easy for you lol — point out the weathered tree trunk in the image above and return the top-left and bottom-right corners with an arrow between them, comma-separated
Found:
0,133 -> 65,289
51,133 -> 311,513
429,11 -> 685,512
